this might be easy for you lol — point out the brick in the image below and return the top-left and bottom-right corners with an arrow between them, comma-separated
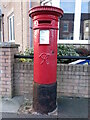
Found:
84,66 -> 88,72
87,66 -> 90,72
1,78 -> 11,81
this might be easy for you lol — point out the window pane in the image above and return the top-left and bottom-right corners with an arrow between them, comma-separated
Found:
80,0 -> 90,40
59,0 -> 75,40
9,14 -> 15,41
10,18 -> 12,40
63,22 -> 69,32
13,16 -> 15,40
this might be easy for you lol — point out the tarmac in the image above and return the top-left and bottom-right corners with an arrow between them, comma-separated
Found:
0,96 -> 89,119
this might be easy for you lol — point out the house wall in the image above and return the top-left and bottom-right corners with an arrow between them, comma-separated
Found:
0,2 -> 29,51
0,1 -> 40,51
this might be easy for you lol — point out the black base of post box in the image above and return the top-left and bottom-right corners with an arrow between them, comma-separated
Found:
33,81 -> 57,114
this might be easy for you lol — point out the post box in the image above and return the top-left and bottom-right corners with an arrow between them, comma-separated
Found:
29,6 -> 63,114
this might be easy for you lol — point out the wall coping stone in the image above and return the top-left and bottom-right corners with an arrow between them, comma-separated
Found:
57,64 -> 88,67
0,42 -> 20,48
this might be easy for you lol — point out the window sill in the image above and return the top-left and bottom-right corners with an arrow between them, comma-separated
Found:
57,39 -> 90,45
9,40 -> 15,43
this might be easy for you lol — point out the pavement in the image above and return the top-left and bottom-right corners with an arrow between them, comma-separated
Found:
0,96 -> 89,119
0,96 -> 24,113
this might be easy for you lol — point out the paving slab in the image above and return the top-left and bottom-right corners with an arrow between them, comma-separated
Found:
57,96 -> 88,118
0,96 -> 24,113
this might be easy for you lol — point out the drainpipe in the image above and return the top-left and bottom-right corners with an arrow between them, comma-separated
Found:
0,9 -> 4,42
29,0 -> 32,48
2,14 -> 4,42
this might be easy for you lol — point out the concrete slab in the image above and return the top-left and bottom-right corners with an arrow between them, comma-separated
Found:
0,96 -> 24,113
58,96 -> 88,118
0,96 -> 89,119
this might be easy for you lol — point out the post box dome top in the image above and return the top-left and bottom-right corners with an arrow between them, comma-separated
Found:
29,6 -> 63,18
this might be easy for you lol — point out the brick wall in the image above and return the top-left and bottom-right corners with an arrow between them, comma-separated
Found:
13,62 -> 89,99
0,43 -> 89,99
57,64 -> 89,98
13,63 -> 33,99
0,43 -> 19,98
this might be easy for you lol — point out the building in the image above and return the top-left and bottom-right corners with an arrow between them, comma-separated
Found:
59,13 -> 74,40
59,13 -> 90,40
0,0 -> 40,51
0,0 -> 90,51
40,0 -> 90,47
84,20 -> 90,40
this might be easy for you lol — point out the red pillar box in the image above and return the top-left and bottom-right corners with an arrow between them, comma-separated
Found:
29,6 -> 63,114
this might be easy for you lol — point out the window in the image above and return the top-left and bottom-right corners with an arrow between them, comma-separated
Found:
63,22 -> 69,32
59,0 -> 75,40
58,0 -> 90,44
79,0 -> 90,41
9,14 -> 15,42
86,23 -> 89,27
84,20 -> 90,40
40,0 -> 90,44
85,22 -> 89,32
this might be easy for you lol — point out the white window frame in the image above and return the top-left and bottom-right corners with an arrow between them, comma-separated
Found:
41,0 -> 89,44
9,14 -> 15,42
57,0 -> 89,44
